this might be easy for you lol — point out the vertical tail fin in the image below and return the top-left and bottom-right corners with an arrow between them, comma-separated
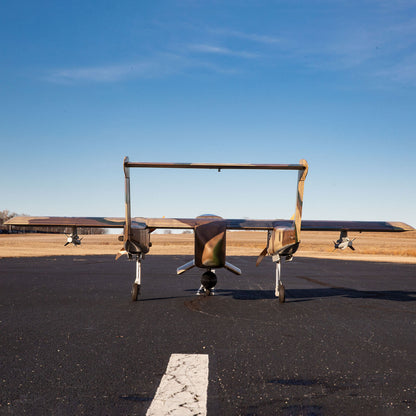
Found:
123,156 -> 132,244
294,159 -> 308,242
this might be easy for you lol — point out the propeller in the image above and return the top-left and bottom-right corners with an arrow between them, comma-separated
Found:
256,230 -> 273,266
332,235 -> 356,250
256,247 -> 268,266
64,233 -> 82,246
115,235 -> 150,260
115,247 -> 127,260
115,234 -> 128,260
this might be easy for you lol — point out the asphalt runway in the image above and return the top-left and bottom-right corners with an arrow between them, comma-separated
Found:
1,255 -> 415,415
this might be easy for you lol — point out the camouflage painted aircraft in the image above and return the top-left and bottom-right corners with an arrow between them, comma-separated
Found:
6,157 -> 414,303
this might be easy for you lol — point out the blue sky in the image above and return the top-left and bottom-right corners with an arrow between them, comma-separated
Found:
1,0 -> 415,227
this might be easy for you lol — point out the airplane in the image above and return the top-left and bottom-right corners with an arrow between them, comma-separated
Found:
5,157 -> 414,303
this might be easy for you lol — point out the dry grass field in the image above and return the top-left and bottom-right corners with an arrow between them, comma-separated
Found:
1,230 -> 416,263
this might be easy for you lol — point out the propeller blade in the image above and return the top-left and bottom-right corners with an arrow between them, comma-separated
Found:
349,245 -> 355,251
256,247 -> 268,267
64,242 -> 69,246
115,247 -> 127,260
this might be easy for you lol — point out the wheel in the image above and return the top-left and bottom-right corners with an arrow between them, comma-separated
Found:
201,271 -> 217,291
131,283 -> 140,301
278,283 -> 285,303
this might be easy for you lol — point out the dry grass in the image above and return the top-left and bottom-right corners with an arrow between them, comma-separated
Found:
1,230 -> 415,263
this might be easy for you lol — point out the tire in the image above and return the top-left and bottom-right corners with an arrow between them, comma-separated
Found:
278,283 -> 285,303
131,283 -> 140,302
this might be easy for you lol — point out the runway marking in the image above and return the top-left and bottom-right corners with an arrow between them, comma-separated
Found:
146,353 -> 209,416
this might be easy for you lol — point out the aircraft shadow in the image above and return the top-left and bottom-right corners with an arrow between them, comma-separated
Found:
197,287 -> 416,303
140,284 -> 416,303
288,287 -> 416,303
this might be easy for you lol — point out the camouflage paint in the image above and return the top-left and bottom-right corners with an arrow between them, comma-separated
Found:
294,159 -> 309,243
5,216 -> 413,233
194,220 -> 226,268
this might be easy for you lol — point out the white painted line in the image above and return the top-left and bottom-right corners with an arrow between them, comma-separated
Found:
146,353 -> 209,416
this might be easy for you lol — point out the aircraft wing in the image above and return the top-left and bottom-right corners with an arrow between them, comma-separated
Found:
135,217 -> 291,230
5,216 -> 414,232
5,216 -> 126,228
4,216 -> 288,231
136,218 -> 414,232
300,220 -> 414,232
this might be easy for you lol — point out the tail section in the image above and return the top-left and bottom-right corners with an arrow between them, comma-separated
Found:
123,156 -> 132,247
117,156 -> 151,260
294,159 -> 308,243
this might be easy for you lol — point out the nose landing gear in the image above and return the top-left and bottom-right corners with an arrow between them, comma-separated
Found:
197,270 -> 217,296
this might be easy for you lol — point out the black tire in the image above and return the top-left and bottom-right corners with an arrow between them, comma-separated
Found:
201,271 -> 217,290
131,283 -> 140,302
278,283 -> 285,303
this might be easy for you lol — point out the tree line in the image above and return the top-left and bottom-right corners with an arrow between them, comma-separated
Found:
0,210 -> 106,235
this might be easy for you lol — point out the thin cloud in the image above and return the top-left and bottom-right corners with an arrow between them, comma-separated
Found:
44,52 -> 241,84
188,44 -> 258,58
375,53 -> 416,86
212,28 -> 281,45
48,64 -> 143,83
44,11 -> 416,87
269,12 -> 416,86
45,54 -> 189,84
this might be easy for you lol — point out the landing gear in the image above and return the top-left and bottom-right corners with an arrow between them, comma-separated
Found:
197,270 -> 217,296
196,285 -> 215,296
131,254 -> 142,302
131,282 -> 140,301
273,255 -> 286,303
196,285 -> 205,296
278,282 -> 285,303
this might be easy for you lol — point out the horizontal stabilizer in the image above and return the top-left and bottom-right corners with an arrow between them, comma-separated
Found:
177,259 -> 196,275
224,261 -> 242,275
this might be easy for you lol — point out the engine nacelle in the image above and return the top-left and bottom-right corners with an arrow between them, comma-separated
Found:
122,226 -> 151,255
268,226 -> 298,257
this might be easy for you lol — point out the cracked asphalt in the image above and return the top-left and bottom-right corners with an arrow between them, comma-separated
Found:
1,255 -> 415,415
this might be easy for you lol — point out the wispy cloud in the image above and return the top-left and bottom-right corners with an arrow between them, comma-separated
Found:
45,54 -> 190,84
44,41 -> 261,84
211,28 -> 281,45
375,53 -> 416,86
48,64 -> 146,83
44,51 -> 243,84
334,25 -> 416,85
188,43 -> 258,58
268,12 -> 416,86
44,10 -> 416,87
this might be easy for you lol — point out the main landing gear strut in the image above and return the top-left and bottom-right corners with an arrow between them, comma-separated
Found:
131,253 -> 143,302
273,255 -> 285,303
